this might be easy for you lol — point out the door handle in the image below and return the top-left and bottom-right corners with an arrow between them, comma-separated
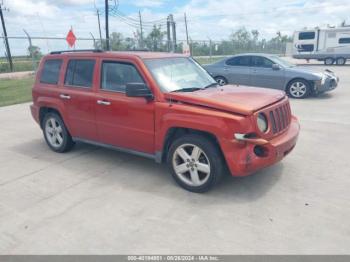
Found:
59,94 -> 71,99
224,67 -> 229,71
97,100 -> 111,106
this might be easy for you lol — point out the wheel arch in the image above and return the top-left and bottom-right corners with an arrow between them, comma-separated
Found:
39,107 -> 64,129
160,127 -> 223,164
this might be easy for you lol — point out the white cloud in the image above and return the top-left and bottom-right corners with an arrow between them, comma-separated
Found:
5,0 -> 59,18
132,0 -> 168,7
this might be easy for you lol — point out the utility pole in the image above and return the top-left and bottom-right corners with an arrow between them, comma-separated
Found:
184,13 -> 189,45
105,0 -> 110,50
166,15 -> 171,52
0,3 -> 13,71
166,14 -> 176,53
171,15 -> 177,52
138,10 -> 143,49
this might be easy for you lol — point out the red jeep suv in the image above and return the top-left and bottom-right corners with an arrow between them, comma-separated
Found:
31,50 -> 300,192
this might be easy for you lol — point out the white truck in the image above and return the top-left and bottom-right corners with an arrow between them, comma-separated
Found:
292,26 -> 350,65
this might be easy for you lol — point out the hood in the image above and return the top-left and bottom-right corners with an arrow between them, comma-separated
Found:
287,66 -> 327,76
164,85 -> 286,115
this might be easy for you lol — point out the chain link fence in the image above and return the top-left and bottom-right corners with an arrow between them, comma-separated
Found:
0,36 -> 291,73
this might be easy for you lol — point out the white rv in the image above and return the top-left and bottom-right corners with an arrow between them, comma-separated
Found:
292,26 -> 350,65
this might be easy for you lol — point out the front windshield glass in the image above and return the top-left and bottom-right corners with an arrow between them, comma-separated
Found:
144,57 -> 216,92
269,55 -> 295,68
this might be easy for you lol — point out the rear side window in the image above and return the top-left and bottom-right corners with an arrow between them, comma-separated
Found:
40,59 -> 62,85
101,61 -> 144,92
339,38 -> 350,44
299,32 -> 315,40
226,56 -> 251,66
65,59 -> 95,88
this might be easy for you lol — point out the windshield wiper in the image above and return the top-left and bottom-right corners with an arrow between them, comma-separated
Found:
203,82 -> 218,89
171,87 -> 203,93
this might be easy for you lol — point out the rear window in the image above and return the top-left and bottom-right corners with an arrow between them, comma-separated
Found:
339,38 -> 350,44
298,32 -> 315,40
40,59 -> 62,85
65,59 -> 95,88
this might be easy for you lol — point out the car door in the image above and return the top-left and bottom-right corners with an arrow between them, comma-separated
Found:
223,56 -> 252,85
59,58 -> 98,141
94,59 -> 155,154
250,56 -> 285,89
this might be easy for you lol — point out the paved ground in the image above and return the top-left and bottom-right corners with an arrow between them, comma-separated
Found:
0,64 -> 349,254
0,71 -> 34,80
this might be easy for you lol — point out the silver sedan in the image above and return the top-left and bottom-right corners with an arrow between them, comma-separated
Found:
203,53 -> 338,98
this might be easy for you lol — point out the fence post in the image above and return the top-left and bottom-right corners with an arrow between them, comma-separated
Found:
23,29 -> 36,72
90,32 -> 96,49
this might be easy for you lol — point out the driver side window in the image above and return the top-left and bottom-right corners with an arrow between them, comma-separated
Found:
251,56 -> 274,68
101,61 -> 145,92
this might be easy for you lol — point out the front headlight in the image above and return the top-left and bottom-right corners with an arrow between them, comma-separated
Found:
321,74 -> 326,85
257,113 -> 268,133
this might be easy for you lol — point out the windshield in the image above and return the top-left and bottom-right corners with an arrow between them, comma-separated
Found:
144,57 -> 216,92
269,55 -> 295,68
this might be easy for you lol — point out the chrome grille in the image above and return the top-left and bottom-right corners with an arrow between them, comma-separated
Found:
269,102 -> 291,134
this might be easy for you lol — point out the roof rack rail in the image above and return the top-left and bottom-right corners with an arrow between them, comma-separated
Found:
50,49 -> 104,55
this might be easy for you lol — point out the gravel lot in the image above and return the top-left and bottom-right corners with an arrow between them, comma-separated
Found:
0,64 -> 349,254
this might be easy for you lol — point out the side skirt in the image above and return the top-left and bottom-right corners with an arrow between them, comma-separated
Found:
73,137 -> 159,162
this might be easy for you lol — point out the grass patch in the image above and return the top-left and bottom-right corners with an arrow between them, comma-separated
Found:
194,56 -> 227,65
0,76 -> 35,107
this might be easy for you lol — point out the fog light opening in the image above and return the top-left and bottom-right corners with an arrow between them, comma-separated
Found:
254,145 -> 269,157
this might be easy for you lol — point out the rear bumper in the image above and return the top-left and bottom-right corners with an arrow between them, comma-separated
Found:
30,104 -> 40,125
221,116 -> 300,177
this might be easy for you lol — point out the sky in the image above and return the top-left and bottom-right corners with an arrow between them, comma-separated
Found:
1,0 -> 350,55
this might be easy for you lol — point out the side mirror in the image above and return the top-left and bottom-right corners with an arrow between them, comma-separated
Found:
126,83 -> 154,100
272,64 -> 281,70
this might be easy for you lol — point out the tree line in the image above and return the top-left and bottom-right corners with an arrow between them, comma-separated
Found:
26,26 -> 292,59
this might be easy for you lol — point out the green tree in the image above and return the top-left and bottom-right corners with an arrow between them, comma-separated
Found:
28,45 -> 42,59
145,25 -> 166,51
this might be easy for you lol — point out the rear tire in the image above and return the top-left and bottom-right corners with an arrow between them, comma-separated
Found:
215,76 -> 227,86
43,112 -> 74,153
336,57 -> 346,65
167,134 -> 224,193
324,57 -> 334,65
286,79 -> 311,99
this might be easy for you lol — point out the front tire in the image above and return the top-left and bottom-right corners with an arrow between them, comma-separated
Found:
167,134 -> 224,193
286,79 -> 311,99
43,112 -> 74,153
215,76 -> 227,86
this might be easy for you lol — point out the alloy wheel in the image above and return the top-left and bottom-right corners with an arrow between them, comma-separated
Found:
45,117 -> 64,148
290,81 -> 307,98
216,77 -> 227,86
172,143 -> 211,187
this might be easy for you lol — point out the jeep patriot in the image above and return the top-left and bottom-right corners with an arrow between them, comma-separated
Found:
30,50 -> 300,192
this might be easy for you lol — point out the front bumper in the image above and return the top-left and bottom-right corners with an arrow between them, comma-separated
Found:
220,116 -> 300,177
314,76 -> 339,94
